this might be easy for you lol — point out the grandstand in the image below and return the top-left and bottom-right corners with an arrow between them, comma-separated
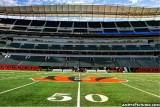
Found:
0,5 -> 159,72
0,4 -> 160,107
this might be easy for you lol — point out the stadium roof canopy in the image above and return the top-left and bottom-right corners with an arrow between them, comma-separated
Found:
0,5 -> 159,19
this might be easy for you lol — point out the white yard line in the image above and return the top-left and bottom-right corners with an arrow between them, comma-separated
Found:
117,75 -> 160,83
121,83 -> 160,98
0,74 -> 35,80
77,73 -> 81,107
0,81 -> 38,95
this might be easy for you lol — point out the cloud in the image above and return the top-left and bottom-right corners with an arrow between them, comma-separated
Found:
151,0 -> 160,4
0,0 -> 19,6
128,0 -> 140,4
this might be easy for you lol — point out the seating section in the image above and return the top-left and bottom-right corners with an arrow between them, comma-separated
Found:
94,58 -> 116,67
99,45 -> 111,50
112,45 -> 125,50
0,41 -> 6,48
42,57 -> 66,66
6,43 -> 21,48
0,55 -> 5,60
79,57 -> 93,67
62,45 -> 73,50
35,44 -> 49,49
0,54 -> 159,68
67,57 -> 80,67
21,44 -> 35,49
136,58 -> 159,67
155,44 -> 160,50
87,45 -> 98,50
74,45 -> 86,50
2,42 -> 159,51
126,45 -> 140,50
0,55 -> 25,64
21,56 -> 45,66
140,45 -> 155,50
115,58 -> 140,67
49,45 -> 61,50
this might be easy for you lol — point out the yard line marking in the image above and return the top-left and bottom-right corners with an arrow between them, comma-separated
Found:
77,82 -> 81,107
0,81 -> 38,95
0,72 -> 56,81
77,73 -> 81,107
117,75 -> 160,83
121,83 -> 160,98
0,74 -> 35,80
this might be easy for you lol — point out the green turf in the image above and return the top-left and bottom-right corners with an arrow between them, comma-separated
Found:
0,71 -> 160,107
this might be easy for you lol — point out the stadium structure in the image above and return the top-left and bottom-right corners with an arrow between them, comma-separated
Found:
0,5 -> 159,72
0,4 -> 160,107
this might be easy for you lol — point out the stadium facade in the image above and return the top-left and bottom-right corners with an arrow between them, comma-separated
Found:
0,5 -> 159,72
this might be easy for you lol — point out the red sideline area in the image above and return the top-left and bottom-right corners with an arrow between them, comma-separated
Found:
136,67 -> 160,73
0,64 -> 42,71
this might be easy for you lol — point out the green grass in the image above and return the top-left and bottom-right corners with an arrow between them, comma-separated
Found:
0,71 -> 160,107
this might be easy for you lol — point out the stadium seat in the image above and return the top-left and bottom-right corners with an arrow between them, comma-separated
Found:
42,57 -> 66,67
0,55 -> 25,64
112,45 -> 125,50
87,45 -> 98,50
155,44 -> 160,50
21,44 -> 35,49
62,45 -> 73,50
6,43 -> 21,48
21,56 -> 45,66
115,58 -> 140,67
67,57 -> 80,67
140,45 -> 155,50
35,44 -> 49,49
136,58 -> 159,67
94,58 -> 116,67
99,45 -> 111,50
126,45 -> 140,50
74,45 -> 86,50
0,41 -> 6,48
49,45 -> 61,50
79,57 -> 93,67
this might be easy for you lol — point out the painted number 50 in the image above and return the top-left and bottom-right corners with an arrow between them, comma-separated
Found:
47,93 -> 72,101
47,93 -> 108,102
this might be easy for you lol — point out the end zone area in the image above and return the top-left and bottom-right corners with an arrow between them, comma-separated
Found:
0,71 -> 159,107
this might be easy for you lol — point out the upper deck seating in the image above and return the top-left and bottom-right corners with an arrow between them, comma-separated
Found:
140,45 -> 155,50
126,45 -> 140,50
49,45 -> 61,50
21,44 -> 35,49
35,44 -> 49,49
6,43 -> 21,48
99,45 -> 111,50
87,45 -> 98,50
155,44 -> 160,50
112,45 -> 125,50
0,41 -> 6,48
62,45 -> 73,50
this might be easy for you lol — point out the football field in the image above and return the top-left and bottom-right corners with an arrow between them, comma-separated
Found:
0,71 -> 160,107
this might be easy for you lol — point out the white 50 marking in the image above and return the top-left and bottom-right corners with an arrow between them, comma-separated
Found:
85,94 -> 108,102
47,93 -> 72,101
47,93 -> 108,102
